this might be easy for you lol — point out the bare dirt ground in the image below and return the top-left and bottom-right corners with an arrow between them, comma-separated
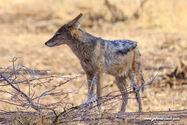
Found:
0,0 -> 187,124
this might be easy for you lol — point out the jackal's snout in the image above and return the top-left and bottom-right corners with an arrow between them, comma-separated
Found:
45,39 -> 59,47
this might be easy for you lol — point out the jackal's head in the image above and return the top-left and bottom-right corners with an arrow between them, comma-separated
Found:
45,13 -> 83,47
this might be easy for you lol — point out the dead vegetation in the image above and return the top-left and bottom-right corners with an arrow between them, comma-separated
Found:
0,58 -> 153,124
1,58 -> 186,124
158,60 -> 187,88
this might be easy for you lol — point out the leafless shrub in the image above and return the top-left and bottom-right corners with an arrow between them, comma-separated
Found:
0,57 -> 167,124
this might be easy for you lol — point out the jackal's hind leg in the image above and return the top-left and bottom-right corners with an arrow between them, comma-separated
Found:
115,76 -> 128,112
129,73 -> 142,112
133,85 -> 142,112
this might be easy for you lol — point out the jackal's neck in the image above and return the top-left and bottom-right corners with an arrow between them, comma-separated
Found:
72,28 -> 97,43
67,28 -> 99,60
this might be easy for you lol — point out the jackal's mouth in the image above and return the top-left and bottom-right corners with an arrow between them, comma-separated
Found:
45,42 -> 58,47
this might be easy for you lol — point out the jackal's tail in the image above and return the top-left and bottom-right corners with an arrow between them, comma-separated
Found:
133,47 -> 145,93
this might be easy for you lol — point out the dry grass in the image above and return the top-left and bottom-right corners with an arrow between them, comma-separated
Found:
0,0 -> 187,124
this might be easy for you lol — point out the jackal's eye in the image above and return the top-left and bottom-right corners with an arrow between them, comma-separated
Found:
67,26 -> 72,29
55,33 -> 60,37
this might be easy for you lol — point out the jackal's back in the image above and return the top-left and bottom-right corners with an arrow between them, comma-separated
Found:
102,40 -> 137,76
106,40 -> 137,55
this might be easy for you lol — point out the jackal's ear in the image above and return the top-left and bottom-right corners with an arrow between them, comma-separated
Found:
67,13 -> 83,29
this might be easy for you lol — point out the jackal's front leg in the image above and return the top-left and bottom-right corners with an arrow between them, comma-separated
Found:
96,71 -> 103,102
86,72 -> 103,98
86,72 -> 96,100
86,70 -> 103,106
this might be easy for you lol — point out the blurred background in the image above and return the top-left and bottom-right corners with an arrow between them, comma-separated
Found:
0,0 -> 187,112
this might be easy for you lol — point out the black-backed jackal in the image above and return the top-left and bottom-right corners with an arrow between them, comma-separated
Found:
45,13 -> 145,112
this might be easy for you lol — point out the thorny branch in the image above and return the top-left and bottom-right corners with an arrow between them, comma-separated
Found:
0,71 -> 47,111
52,58 -> 171,124
0,58 -> 78,112
0,57 -> 170,124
